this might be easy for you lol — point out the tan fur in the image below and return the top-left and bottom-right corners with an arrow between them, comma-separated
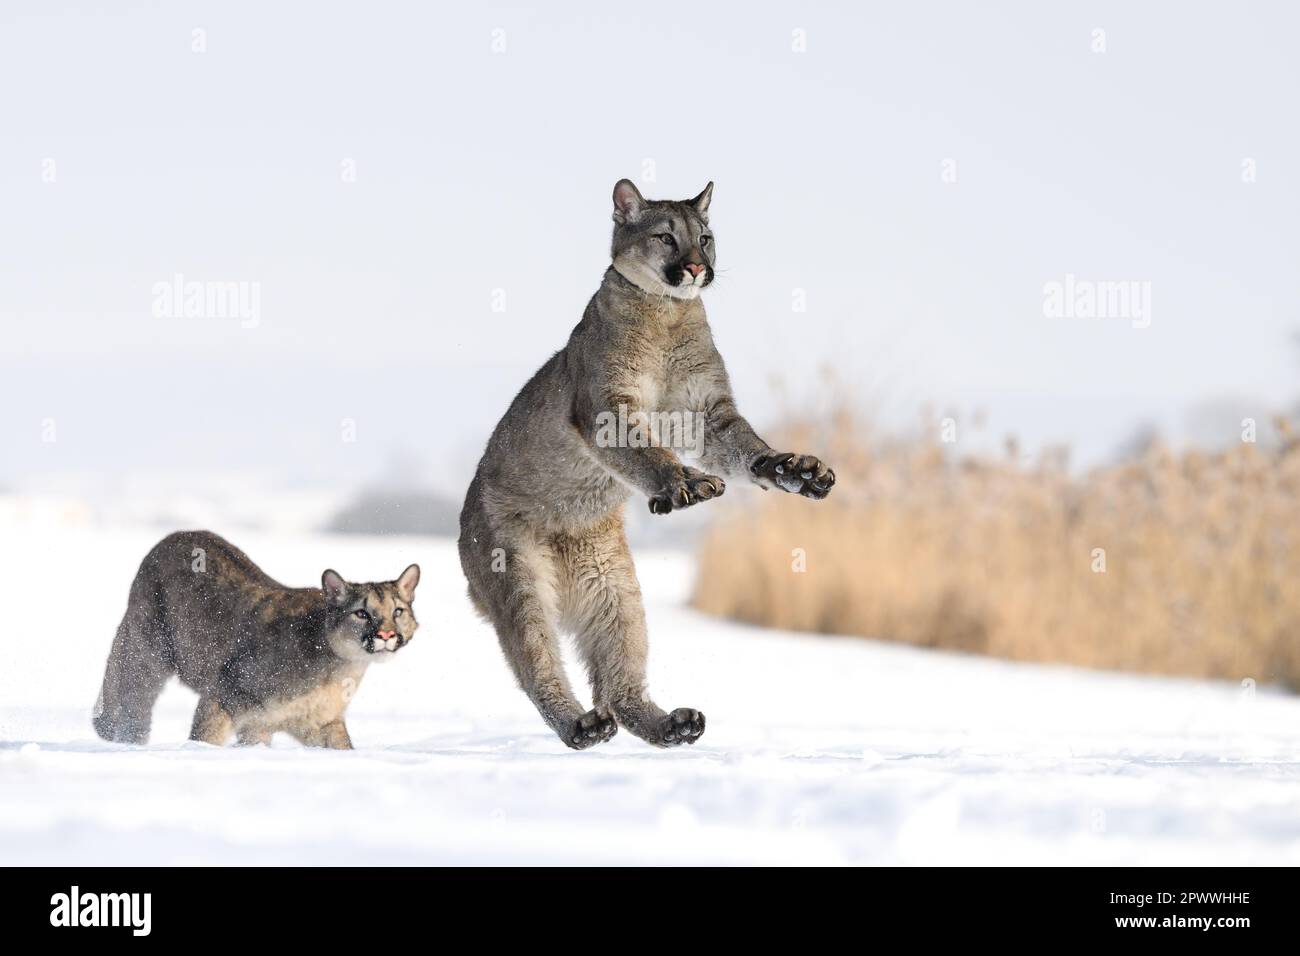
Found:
233,671 -> 364,747
94,531 -> 419,749
459,181 -> 834,749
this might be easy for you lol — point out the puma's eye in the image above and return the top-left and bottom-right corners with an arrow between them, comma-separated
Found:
354,609 -> 370,620
656,233 -> 677,246
394,608 -> 404,618
700,235 -> 712,246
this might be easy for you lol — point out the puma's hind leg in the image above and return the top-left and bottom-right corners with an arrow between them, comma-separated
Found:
559,520 -> 705,747
93,614 -> 173,744
460,521 -> 615,749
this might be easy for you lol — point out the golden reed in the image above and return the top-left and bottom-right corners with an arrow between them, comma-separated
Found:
692,411 -> 1300,689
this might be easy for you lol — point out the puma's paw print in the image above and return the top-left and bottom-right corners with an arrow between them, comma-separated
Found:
750,452 -> 836,500
648,468 -> 725,515
656,707 -> 706,747
564,707 -> 618,750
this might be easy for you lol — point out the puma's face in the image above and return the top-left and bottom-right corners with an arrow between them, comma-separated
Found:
321,564 -> 421,663
610,179 -> 715,300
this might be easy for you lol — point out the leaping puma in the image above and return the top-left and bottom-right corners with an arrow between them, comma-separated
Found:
458,180 -> 835,749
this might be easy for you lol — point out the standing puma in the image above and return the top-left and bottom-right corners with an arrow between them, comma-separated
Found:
94,531 -> 420,748
459,180 -> 835,750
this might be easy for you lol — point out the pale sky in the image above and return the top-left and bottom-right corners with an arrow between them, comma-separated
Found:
3,1 -> 1297,493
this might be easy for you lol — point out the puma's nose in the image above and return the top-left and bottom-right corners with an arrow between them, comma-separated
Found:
683,262 -> 705,277
378,630 -> 396,639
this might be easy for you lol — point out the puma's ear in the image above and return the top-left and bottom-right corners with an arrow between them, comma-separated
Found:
689,181 -> 714,223
395,563 -> 420,602
612,179 -> 646,224
321,569 -> 350,606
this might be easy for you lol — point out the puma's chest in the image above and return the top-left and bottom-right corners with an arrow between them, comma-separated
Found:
617,335 -> 711,412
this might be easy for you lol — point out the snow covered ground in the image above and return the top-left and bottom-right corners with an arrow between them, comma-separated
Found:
2,523 -> 1299,866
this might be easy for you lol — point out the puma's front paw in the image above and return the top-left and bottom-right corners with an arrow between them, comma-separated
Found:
750,452 -> 836,499
648,467 -> 725,515
655,708 -> 706,747
563,707 -> 618,750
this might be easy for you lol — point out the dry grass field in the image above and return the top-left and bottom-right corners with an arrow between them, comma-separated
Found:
693,412 -> 1300,690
